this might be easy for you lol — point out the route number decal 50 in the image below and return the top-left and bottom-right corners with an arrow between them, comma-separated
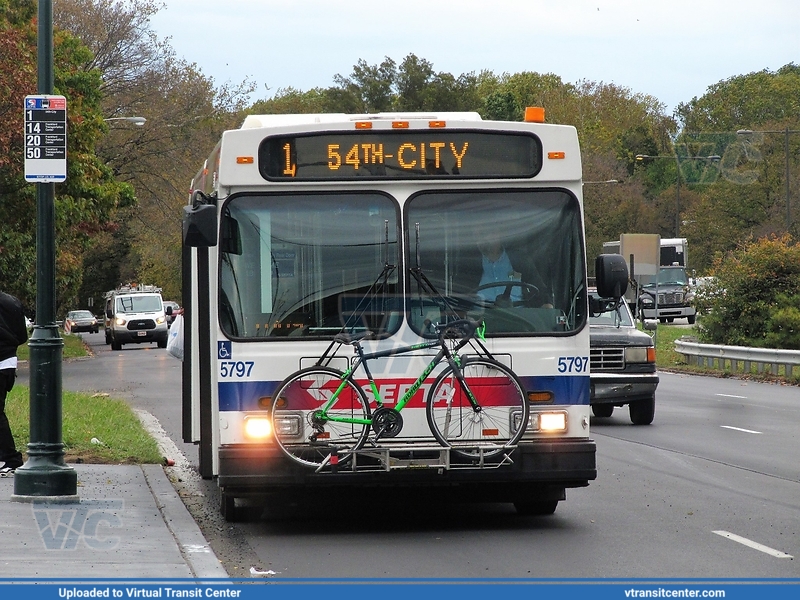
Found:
220,361 -> 254,378
557,356 -> 589,373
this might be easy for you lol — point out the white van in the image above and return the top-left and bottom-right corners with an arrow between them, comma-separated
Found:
104,284 -> 169,350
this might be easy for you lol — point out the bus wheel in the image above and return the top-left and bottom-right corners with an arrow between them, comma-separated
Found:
221,491 -> 245,522
514,500 -> 558,516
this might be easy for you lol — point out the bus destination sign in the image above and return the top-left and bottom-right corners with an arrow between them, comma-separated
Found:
259,130 -> 542,181
24,95 -> 67,183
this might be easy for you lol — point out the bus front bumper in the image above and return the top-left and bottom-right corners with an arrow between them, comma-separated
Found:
217,439 -> 596,500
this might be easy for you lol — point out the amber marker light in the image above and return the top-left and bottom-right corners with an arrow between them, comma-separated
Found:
392,121 -> 409,129
428,121 -> 446,128
528,391 -> 554,403
524,106 -> 546,123
355,121 -> 372,129
236,156 -> 254,164
548,151 -> 566,160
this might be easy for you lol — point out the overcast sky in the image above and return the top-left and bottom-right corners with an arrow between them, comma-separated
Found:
150,0 -> 798,114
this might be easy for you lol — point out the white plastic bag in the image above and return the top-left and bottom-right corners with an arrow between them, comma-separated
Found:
166,314 -> 184,360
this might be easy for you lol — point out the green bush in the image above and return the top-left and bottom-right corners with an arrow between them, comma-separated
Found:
764,295 -> 800,349
698,235 -> 800,349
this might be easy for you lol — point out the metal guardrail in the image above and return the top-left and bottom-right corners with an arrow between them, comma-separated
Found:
674,338 -> 800,377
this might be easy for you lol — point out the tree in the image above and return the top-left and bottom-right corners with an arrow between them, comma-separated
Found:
55,0 -> 253,304
332,57 -> 397,113
676,64 -> 800,133
675,65 -> 800,248
698,235 -> 800,349
0,0 -> 134,315
395,54 -> 434,111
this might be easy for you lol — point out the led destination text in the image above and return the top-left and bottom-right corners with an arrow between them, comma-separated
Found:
323,140 -> 468,172
260,130 -> 541,180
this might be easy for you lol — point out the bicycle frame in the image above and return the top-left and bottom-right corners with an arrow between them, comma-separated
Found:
317,331 -> 478,426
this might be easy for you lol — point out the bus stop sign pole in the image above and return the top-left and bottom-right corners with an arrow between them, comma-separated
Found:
13,0 -> 78,500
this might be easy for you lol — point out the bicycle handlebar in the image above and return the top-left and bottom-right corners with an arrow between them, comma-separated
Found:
433,317 -> 483,338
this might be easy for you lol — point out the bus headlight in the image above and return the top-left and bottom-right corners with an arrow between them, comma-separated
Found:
243,416 -> 272,439
272,414 -> 302,438
539,411 -> 568,432
115,317 -> 127,326
512,411 -> 568,433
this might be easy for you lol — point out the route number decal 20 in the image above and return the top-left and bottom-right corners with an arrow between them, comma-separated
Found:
557,356 -> 589,373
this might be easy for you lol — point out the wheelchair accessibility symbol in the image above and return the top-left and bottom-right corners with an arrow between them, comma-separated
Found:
218,341 -> 232,359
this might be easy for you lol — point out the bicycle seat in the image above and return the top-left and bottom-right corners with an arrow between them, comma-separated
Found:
334,330 -> 373,345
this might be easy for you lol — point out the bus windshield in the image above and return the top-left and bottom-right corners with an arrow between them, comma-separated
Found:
407,189 -> 586,335
219,192 -> 399,339
219,189 -> 585,339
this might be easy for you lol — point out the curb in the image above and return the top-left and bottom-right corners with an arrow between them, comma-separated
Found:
141,464 -> 228,579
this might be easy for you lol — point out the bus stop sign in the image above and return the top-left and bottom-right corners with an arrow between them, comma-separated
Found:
24,95 -> 67,183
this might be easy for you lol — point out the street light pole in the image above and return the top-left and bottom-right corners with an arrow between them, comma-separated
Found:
13,0 -> 78,500
785,126 -> 790,229
635,154 -> 721,237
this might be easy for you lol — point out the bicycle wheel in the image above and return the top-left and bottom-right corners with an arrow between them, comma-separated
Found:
271,366 -> 371,469
426,357 -> 528,459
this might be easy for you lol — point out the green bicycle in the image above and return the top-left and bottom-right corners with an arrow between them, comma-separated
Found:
270,318 -> 530,469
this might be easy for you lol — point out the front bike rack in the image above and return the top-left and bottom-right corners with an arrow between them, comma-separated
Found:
313,441 -> 516,474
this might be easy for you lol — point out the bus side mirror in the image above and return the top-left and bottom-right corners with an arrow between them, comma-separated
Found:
183,203 -> 218,247
595,254 -> 629,299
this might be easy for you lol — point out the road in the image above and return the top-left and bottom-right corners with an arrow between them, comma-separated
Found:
17,333 -> 800,578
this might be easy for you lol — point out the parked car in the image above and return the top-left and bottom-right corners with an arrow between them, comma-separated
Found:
64,309 -> 99,334
163,301 -> 181,326
589,289 -> 659,425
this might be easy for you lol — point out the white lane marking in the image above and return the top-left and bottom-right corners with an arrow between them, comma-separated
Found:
720,425 -> 762,434
716,393 -> 747,399
713,531 -> 793,558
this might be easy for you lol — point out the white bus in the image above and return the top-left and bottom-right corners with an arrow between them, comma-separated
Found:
182,107 -> 627,520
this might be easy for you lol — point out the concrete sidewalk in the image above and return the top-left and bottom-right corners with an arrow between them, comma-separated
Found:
0,463 -> 228,580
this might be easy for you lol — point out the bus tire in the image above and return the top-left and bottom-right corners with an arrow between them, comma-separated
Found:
221,490 -> 245,522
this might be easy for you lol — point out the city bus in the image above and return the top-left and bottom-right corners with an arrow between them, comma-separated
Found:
181,107 -> 627,520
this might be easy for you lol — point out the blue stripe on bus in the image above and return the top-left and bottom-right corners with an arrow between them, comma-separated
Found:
218,376 -> 589,412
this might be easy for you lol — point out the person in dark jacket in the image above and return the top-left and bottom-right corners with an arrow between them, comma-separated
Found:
0,291 -> 28,475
